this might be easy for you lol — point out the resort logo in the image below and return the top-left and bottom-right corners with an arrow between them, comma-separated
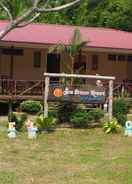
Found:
53,88 -> 64,97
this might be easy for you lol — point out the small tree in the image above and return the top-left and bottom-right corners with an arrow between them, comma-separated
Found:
49,28 -> 88,74
0,0 -> 81,39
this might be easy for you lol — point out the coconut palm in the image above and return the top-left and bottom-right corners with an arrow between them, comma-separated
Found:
49,28 -> 88,74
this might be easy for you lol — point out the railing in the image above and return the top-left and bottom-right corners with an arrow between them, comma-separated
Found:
0,79 -> 44,97
104,81 -> 132,97
0,79 -> 132,99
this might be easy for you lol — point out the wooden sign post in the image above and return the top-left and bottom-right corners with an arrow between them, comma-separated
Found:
108,80 -> 113,121
44,73 -> 115,121
44,76 -> 49,117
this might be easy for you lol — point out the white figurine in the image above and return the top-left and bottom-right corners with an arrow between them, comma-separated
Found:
8,122 -> 16,138
26,119 -> 38,139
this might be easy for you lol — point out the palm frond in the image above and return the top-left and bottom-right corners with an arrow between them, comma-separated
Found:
48,43 -> 66,53
70,28 -> 82,45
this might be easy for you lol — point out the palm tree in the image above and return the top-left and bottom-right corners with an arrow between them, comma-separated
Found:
49,28 -> 88,74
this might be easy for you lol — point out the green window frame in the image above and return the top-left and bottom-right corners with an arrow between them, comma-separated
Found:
92,54 -> 98,70
33,50 -> 41,68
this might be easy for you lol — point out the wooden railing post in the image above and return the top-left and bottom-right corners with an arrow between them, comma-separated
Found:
14,80 -> 16,96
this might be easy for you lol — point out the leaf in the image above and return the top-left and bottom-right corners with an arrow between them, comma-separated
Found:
105,127 -> 111,133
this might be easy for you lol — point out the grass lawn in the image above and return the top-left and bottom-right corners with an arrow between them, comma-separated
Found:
0,126 -> 132,184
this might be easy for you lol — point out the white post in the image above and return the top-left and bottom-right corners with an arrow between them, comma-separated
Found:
44,77 -> 49,117
108,80 -> 113,121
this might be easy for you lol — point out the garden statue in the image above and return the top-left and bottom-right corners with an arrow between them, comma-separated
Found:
26,119 -> 38,139
125,121 -> 132,137
8,122 -> 16,138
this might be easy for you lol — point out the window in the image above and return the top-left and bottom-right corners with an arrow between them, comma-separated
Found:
108,54 -> 117,61
127,55 -> 132,62
108,54 -> 126,62
118,55 -> 126,61
1,48 -> 24,55
33,50 -> 41,68
92,54 -> 98,70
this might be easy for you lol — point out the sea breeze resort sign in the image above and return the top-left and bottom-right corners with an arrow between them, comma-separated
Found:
48,85 -> 106,104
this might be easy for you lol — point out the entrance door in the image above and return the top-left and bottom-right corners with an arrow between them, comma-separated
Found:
47,53 -> 60,82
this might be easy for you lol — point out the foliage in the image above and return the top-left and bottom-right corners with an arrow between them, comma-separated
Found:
49,28 -> 87,56
87,0 -> 132,32
8,112 -> 27,131
20,100 -> 42,114
114,113 -> 127,127
70,109 -> 89,128
70,107 -> 104,128
0,0 -> 32,19
57,102 -> 75,123
113,99 -> 129,115
103,118 -> 122,134
49,28 -> 87,74
113,99 -> 129,126
35,114 -> 57,132
1,0 -> 132,32
88,108 -> 104,122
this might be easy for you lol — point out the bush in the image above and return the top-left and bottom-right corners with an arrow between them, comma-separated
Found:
103,118 -> 122,134
20,100 -> 42,114
57,102 -> 75,123
36,115 -> 57,132
88,108 -> 104,122
70,107 -> 104,128
113,99 -> 129,116
8,112 -> 27,131
70,109 -> 89,128
114,113 -> 127,126
113,99 -> 129,126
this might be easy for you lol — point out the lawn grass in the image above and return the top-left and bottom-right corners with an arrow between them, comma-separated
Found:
0,126 -> 132,184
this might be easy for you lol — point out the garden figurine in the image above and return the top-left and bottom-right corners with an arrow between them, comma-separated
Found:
8,122 -> 16,138
125,121 -> 132,137
26,119 -> 38,139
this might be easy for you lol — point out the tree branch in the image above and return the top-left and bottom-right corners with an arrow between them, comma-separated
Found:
16,13 -> 40,28
0,1 -> 13,21
32,0 -> 41,7
36,0 -> 81,12
0,0 -> 82,40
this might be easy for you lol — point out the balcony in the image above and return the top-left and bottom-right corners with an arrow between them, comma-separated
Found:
0,79 -> 44,100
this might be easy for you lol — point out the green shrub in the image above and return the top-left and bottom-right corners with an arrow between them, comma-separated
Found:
8,112 -> 27,131
114,113 -> 127,126
70,109 -> 89,128
88,108 -> 104,122
36,115 -> 57,132
70,107 -> 104,128
113,99 -> 129,116
113,99 -> 129,126
20,100 -> 42,114
103,118 -> 122,134
57,102 -> 75,123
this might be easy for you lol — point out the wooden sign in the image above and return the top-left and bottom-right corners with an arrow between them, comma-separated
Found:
48,84 -> 106,104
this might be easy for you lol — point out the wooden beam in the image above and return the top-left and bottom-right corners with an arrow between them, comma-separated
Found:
10,54 -> 14,79
44,72 -> 115,80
